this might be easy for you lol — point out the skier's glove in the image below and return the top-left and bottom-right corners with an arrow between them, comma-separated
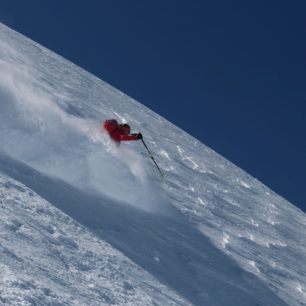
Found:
137,133 -> 143,140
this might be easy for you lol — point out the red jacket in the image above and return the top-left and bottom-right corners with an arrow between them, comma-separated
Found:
108,129 -> 139,143
103,120 -> 139,143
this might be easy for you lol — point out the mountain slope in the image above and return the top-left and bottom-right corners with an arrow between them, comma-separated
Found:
0,23 -> 305,305
0,171 -> 188,305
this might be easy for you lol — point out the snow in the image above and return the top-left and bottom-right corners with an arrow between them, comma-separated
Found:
0,174 -> 185,305
0,22 -> 306,305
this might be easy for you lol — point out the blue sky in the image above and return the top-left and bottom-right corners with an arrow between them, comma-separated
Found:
1,1 -> 305,211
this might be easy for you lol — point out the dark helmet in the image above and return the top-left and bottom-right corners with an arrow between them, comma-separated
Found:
120,123 -> 131,133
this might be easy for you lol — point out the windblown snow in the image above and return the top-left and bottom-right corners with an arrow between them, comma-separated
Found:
0,23 -> 305,306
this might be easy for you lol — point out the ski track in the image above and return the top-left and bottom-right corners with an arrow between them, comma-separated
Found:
0,23 -> 306,305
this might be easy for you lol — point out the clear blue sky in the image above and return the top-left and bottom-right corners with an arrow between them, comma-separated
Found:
1,1 -> 305,212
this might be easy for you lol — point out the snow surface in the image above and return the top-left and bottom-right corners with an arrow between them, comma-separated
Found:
0,23 -> 306,305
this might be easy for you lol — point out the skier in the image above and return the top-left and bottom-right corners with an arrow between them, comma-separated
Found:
103,119 -> 164,177
103,119 -> 142,145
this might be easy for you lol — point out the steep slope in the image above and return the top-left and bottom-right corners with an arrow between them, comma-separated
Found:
0,173 -> 186,305
0,23 -> 305,305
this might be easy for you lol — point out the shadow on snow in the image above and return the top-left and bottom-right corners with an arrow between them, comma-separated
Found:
0,153 -> 288,306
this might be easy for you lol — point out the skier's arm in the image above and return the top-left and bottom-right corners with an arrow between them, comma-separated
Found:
120,134 -> 139,141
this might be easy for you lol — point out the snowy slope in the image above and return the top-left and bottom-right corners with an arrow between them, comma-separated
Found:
0,22 -> 306,305
0,173 -> 186,305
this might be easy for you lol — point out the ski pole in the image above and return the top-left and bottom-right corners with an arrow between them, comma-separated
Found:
141,139 -> 164,178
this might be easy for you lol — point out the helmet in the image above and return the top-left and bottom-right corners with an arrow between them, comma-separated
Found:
120,123 -> 131,133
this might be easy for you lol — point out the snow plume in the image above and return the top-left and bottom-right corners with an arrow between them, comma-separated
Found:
113,145 -> 172,214
0,59 -> 96,142
0,59 -> 168,214
0,59 -> 92,167
86,141 -> 170,214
